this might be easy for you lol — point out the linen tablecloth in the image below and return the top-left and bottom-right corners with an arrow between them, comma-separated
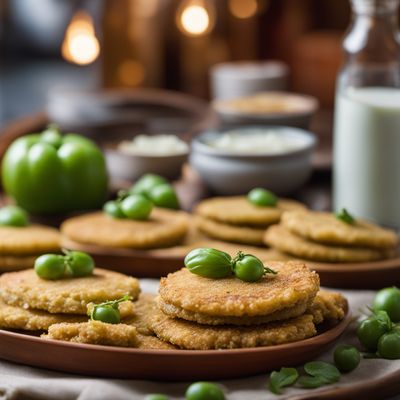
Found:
1,282 -> 400,400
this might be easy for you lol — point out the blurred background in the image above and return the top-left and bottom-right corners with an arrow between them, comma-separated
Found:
0,0 -> 351,124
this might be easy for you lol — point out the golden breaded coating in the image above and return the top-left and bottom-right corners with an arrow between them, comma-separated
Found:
159,262 -> 319,318
150,311 -> 316,350
282,210 -> 398,249
195,196 -> 306,227
43,320 -> 138,347
194,215 -> 265,245
61,210 -> 189,249
0,225 -> 60,255
158,297 -> 309,325
0,255 -> 37,272
0,268 -> 140,314
307,290 -> 348,325
124,294 -> 158,335
136,334 -> 177,350
0,300 -> 86,330
264,225 -> 391,262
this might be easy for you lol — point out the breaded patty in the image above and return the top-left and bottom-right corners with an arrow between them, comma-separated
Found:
0,300 -> 86,330
282,210 -> 398,249
158,297 -> 309,325
0,225 -> 60,255
136,334 -> 177,350
150,311 -> 316,350
159,262 -> 319,320
0,268 -> 140,314
0,255 -> 37,272
124,294 -> 158,335
194,215 -> 266,245
195,196 -> 306,227
264,225 -> 391,262
61,209 -> 189,249
43,320 -> 138,347
308,290 -> 348,325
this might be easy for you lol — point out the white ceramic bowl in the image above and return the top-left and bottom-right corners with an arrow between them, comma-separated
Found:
190,126 -> 317,195
105,148 -> 188,183
213,91 -> 318,130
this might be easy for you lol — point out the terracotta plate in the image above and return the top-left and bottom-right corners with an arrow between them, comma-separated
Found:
307,256 -> 400,289
0,312 -> 351,381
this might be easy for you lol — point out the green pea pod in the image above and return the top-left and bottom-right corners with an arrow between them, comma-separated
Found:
184,248 -> 233,278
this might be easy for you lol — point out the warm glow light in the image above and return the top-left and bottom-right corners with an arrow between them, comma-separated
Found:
176,0 -> 214,37
118,60 -> 145,86
62,11 -> 100,65
229,0 -> 258,19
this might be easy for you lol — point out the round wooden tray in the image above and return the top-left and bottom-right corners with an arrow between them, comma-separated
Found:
0,312 -> 351,381
307,256 -> 400,289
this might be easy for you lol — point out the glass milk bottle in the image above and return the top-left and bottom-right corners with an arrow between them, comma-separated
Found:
333,0 -> 400,229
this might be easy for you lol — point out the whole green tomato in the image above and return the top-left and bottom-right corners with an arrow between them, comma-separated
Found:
184,248 -> 233,279
357,312 -> 391,351
247,188 -> 277,207
233,254 -> 265,282
92,305 -> 120,324
148,184 -> 180,209
378,332 -> 400,359
185,382 -> 225,400
120,194 -> 153,220
129,174 -> 167,197
333,344 -> 361,372
373,287 -> 400,322
2,125 -> 108,214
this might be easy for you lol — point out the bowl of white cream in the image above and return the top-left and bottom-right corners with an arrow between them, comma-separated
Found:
106,134 -> 189,182
190,126 -> 317,195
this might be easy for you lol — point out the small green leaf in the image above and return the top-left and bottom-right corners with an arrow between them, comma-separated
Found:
268,367 -> 298,394
336,208 -> 355,224
298,375 -> 331,389
304,361 -> 341,383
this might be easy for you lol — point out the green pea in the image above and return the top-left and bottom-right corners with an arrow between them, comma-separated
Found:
233,254 -> 265,282
35,254 -> 65,280
185,382 -> 225,400
373,287 -> 400,322
378,332 -> 400,359
333,345 -> 361,372
66,251 -> 94,277
184,248 -> 233,279
149,184 -> 180,209
130,174 -> 167,196
0,205 -> 29,227
120,194 -> 153,220
357,315 -> 390,351
103,200 -> 125,218
247,188 -> 278,207
92,305 -> 120,324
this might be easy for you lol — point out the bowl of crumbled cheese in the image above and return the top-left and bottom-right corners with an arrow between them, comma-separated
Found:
105,134 -> 189,182
190,126 -> 317,195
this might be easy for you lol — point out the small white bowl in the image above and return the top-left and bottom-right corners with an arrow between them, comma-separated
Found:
213,91 -> 318,130
190,126 -> 317,195
105,148 -> 188,183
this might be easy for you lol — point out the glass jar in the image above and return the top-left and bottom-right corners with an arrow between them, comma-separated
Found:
333,0 -> 400,229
